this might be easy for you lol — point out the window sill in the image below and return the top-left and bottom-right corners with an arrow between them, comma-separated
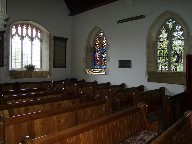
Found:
86,69 -> 107,75
9,70 -> 50,79
147,71 -> 185,85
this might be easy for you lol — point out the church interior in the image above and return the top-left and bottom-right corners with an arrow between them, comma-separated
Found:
0,0 -> 192,143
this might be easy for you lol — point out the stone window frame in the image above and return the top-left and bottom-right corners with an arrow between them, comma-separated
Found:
85,26 -> 109,75
5,20 -> 52,79
147,11 -> 190,85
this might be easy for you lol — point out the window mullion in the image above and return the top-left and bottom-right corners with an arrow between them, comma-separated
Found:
30,26 -> 34,64
168,31 -> 172,71
21,26 -> 24,68
31,40 -> 33,65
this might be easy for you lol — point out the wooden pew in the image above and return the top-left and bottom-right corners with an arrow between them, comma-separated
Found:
78,82 -> 111,102
0,80 -> 79,93
0,87 -> 47,97
63,80 -> 98,97
132,87 -> 165,129
19,82 -> 41,89
133,87 -> 165,113
0,82 -> 19,91
53,79 -> 85,91
23,103 -> 159,144
1,99 -> 113,144
0,94 -> 80,117
93,83 -> 126,100
151,111 -> 192,144
1,90 -> 62,104
162,91 -> 188,130
114,85 -> 144,110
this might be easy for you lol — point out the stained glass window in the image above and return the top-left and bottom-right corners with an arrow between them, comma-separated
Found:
86,27 -> 108,75
11,23 -> 42,70
93,31 -> 107,69
157,18 -> 184,72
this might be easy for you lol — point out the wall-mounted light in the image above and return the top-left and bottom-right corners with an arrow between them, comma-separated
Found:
0,0 -> 8,31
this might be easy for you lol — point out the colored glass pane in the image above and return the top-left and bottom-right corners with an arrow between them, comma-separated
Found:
93,31 -> 107,69
157,18 -> 184,72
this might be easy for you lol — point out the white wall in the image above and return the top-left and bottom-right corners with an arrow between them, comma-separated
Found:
71,0 -> 192,95
0,0 -> 72,82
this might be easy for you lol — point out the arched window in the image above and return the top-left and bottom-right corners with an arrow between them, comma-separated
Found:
11,23 -> 42,69
8,21 -> 50,78
147,11 -> 190,84
157,18 -> 184,72
85,27 -> 108,74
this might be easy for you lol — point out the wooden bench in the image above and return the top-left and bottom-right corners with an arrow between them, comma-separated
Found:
1,90 -> 65,104
0,94 -> 80,117
1,99 -> 113,144
0,87 -> 48,96
53,79 -> 85,91
114,85 -> 144,110
133,87 -> 165,129
0,81 -> 51,92
78,82 -> 111,102
22,103 -> 159,144
93,83 -> 126,100
0,82 -> 19,91
133,87 -> 165,112
162,91 -> 188,130
151,111 -> 192,144
0,80 -> 81,93
63,80 -> 98,96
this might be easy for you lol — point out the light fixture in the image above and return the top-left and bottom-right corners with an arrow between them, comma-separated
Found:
0,0 -> 8,31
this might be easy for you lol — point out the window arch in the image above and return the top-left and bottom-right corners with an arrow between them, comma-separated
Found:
157,18 -> 184,72
8,21 -> 51,78
85,27 -> 108,74
10,23 -> 42,69
147,11 -> 190,84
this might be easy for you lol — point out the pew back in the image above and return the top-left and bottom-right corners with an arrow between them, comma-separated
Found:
114,85 -> 144,109
151,111 -> 192,144
23,103 -> 158,144
133,87 -> 165,112
63,81 -> 97,96
94,83 -> 126,100
163,91 -> 188,130
0,95 -> 80,117
1,91 -> 64,104
77,82 -> 111,101
2,99 -> 112,144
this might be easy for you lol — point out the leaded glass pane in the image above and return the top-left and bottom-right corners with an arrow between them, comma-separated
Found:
171,24 -> 184,71
157,18 -> 184,72
157,26 -> 169,71
11,23 -> 42,70
32,38 -> 41,68
93,31 -> 107,69
12,35 -> 21,68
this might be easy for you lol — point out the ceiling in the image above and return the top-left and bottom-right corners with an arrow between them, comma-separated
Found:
64,0 -> 119,16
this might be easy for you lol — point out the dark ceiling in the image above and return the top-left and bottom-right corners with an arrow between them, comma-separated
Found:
64,0 -> 119,16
